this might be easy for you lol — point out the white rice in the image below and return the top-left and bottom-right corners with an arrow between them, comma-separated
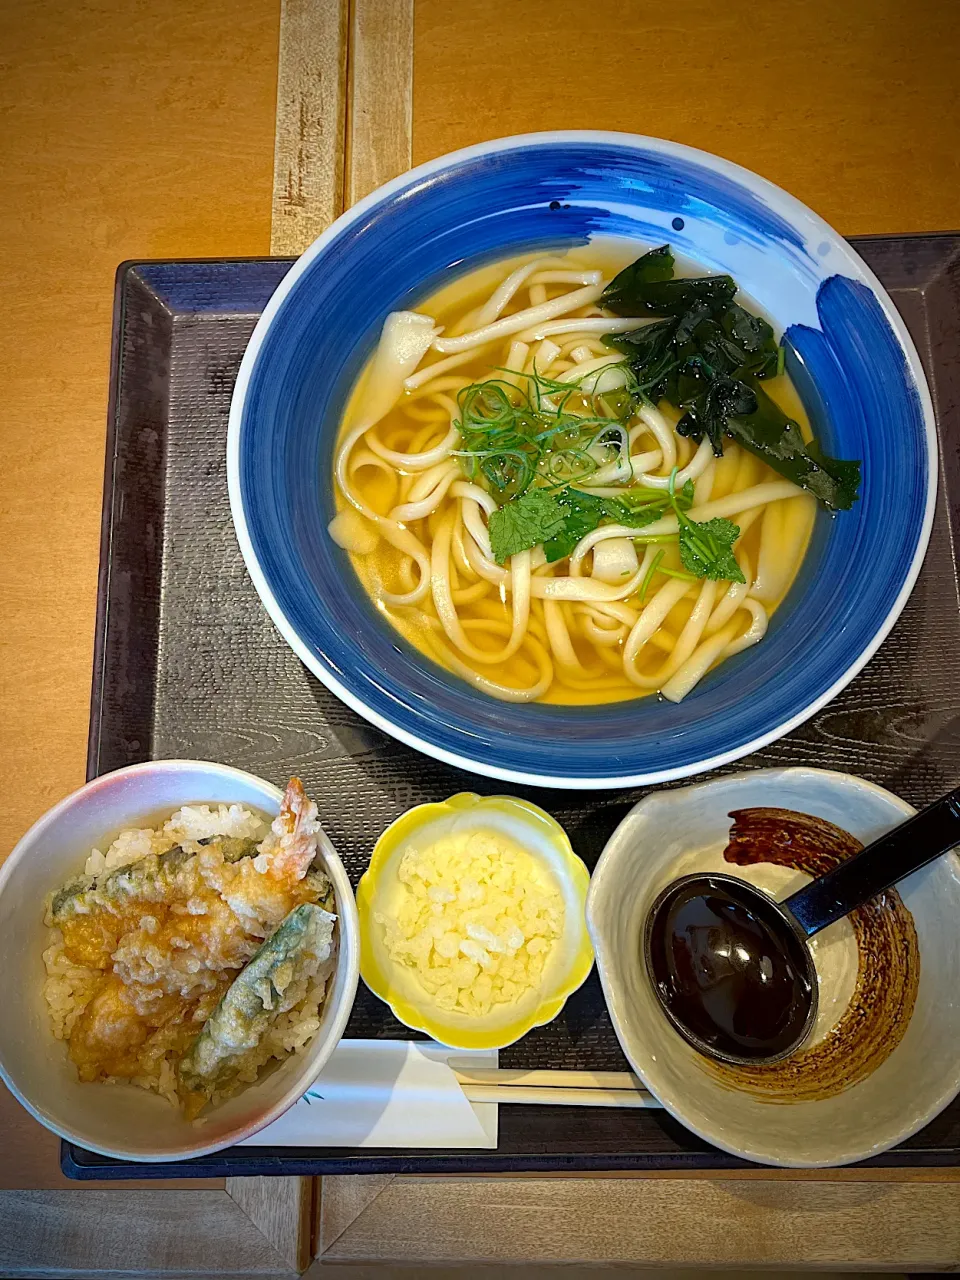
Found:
82,803 -> 268,878
164,803 -> 267,845
45,797 -> 332,1115
43,939 -> 100,1039
84,829 -> 160,878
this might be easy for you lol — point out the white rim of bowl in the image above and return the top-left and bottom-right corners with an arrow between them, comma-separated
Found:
0,758 -> 360,1163
586,765 -> 960,1168
227,130 -> 939,791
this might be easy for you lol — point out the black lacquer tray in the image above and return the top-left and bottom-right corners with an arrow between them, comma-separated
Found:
64,235 -> 960,1177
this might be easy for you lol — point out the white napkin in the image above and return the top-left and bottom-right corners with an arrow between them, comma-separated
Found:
241,1039 -> 499,1148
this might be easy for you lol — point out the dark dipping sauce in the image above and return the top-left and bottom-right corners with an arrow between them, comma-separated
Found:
645,876 -> 816,1062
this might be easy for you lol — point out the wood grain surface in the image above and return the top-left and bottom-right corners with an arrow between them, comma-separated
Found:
345,0 -> 414,207
271,0 -> 348,254
0,0 -> 278,860
227,1176 -> 315,1273
412,0 -> 960,236
0,1189 -> 296,1279
317,1174 -> 960,1268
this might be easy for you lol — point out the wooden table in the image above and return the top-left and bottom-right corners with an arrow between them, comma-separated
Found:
3,0 -> 960,1271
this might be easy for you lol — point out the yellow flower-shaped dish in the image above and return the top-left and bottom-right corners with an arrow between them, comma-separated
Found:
357,793 -> 594,1050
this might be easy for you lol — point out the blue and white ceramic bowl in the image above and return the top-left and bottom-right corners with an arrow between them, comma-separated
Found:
228,131 -> 936,789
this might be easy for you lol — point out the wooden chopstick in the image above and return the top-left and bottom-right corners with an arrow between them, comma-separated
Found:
454,1067 -> 642,1089
451,1066 -> 663,1109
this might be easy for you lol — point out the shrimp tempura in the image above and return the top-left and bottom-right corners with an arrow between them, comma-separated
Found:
255,777 -> 322,884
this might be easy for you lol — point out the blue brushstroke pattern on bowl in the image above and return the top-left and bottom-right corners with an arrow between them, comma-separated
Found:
228,132 -> 935,788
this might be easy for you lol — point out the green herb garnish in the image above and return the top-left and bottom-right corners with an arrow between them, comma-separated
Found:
677,517 -> 744,581
638,548 -> 666,601
542,484 -> 691,562
601,245 -> 861,512
488,489 -> 568,564
667,470 -> 745,584
541,490 -> 627,563
487,481 -> 694,566
660,565 -> 699,581
453,369 -> 634,502
619,480 -> 694,518
487,469 -> 744,586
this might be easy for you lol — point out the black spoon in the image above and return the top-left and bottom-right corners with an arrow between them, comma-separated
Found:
643,786 -> 960,1066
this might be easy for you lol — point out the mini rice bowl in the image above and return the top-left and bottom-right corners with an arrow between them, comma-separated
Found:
0,760 -> 359,1162
42,798 -> 330,1114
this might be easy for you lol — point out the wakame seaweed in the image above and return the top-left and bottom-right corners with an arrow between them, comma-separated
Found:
601,245 -> 861,512
726,383 -> 863,512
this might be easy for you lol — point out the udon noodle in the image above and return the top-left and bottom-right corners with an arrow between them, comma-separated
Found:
329,244 -> 817,705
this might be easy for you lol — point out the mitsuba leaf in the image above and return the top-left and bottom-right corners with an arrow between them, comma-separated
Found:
726,383 -> 862,512
678,516 -> 745,583
543,490 -> 623,562
543,488 -> 676,562
490,483 -> 694,567
618,479 -> 694,516
488,489 -> 567,564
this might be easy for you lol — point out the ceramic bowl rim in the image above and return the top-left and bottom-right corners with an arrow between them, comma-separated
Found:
0,758 -> 360,1162
227,130 -> 938,790
585,765 -> 960,1168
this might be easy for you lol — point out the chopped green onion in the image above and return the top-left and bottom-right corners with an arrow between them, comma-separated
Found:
659,566 -> 698,581
453,365 -> 636,500
639,549 -> 665,602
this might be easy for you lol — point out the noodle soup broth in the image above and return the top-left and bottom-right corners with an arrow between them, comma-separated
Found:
330,242 -> 819,707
